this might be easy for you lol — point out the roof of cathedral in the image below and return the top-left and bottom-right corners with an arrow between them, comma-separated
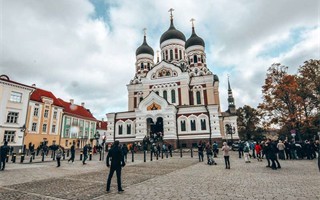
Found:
185,27 -> 205,49
30,88 -> 64,107
136,35 -> 154,56
160,18 -> 186,44
58,98 -> 97,121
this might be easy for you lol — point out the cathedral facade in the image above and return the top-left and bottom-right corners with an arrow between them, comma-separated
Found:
106,12 -> 238,147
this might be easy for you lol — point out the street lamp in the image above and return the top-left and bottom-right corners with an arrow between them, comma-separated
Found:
225,124 -> 235,144
94,131 -> 100,146
20,124 -> 26,154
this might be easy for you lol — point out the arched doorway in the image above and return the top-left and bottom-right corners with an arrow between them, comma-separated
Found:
146,117 -> 163,142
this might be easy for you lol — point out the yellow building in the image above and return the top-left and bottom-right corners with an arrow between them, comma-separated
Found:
25,88 -> 63,148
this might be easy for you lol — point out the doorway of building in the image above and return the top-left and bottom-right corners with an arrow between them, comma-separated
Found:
146,117 -> 163,143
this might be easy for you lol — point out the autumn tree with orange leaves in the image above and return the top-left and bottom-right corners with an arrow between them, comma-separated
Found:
259,59 -> 319,140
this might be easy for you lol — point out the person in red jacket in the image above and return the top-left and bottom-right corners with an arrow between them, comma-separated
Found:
255,142 -> 262,162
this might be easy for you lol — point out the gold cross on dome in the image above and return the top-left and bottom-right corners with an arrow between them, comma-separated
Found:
168,8 -> 174,19
190,18 -> 195,27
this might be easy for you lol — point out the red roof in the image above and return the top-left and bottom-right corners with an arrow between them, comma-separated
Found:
58,98 -> 96,121
30,88 -> 64,107
97,121 -> 108,130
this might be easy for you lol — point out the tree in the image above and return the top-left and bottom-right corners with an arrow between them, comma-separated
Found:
236,105 -> 262,140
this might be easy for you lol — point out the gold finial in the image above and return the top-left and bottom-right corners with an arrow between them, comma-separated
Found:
190,18 -> 195,27
143,28 -> 147,36
168,8 -> 174,19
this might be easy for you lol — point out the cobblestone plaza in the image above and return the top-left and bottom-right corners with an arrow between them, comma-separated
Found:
0,151 -> 319,200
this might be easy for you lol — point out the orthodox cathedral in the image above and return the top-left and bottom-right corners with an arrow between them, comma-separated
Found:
106,11 -> 238,147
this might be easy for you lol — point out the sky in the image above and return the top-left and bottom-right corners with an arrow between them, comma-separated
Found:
1,0 -> 319,121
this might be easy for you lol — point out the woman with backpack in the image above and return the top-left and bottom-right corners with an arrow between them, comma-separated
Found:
221,142 -> 230,169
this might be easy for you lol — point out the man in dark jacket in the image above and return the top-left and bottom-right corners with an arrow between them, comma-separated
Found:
83,144 -> 89,165
106,140 -> 125,193
68,142 -> 76,163
0,141 -> 10,170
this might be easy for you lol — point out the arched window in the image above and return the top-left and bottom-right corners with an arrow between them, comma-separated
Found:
179,50 -> 182,60
118,125 -> 123,135
193,55 -> 197,63
147,63 -> 150,70
155,91 -> 159,95
191,119 -> 196,131
180,120 -> 186,131
201,55 -> 204,63
175,48 -> 178,59
201,119 -> 206,130
163,90 -> 167,100
162,52 -> 165,60
196,91 -> 201,104
140,63 -> 144,70
165,50 -> 168,60
170,49 -> 173,61
127,124 -> 131,134
171,90 -> 176,103
139,97 -> 143,102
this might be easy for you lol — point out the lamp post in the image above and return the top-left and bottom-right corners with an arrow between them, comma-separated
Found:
225,124 -> 235,145
94,131 -> 100,146
20,124 -> 26,154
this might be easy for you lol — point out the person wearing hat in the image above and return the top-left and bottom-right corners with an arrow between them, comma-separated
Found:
0,141 -> 10,170
106,140 -> 125,193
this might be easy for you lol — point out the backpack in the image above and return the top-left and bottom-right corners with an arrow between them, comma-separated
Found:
244,145 -> 249,152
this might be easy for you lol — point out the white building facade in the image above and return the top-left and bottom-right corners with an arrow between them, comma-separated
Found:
106,13 -> 238,147
0,75 -> 34,152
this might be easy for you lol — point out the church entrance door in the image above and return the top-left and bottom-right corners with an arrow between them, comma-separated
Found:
146,117 -> 163,143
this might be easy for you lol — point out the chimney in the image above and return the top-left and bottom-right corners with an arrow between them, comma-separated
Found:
70,99 -> 74,104
81,102 -> 85,107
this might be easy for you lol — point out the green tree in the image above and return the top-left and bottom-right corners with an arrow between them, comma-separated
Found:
236,105 -> 262,140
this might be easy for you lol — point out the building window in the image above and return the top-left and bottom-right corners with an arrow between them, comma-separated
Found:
163,90 -> 167,100
33,108 -> 39,117
201,55 -> 204,63
31,123 -> 37,132
165,50 -> 168,60
53,111 -> 57,119
73,119 -> 78,126
175,48 -> 178,59
44,110 -> 49,118
170,49 -> 173,60
171,90 -> 176,103
139,97 -> 143,102
66,117 -> 71,126
196,91 -> 201,104
118,125 -> 123,135
6,112 -> 19,123
10,91 -> 22,103
191,120 -> 196,131
42,124 -> 47,132
179,50 -> 182,60
65,128 -> 70,137
141,63 -> 144,70
127,124 -> 131,134
201,119 -> 206,130
180,121 -> 186,131
147,63 -> 150,70
3,131 -> 15,142
155,91 -> 159,95
52,125 -> 56,133
193,55 -> 197,63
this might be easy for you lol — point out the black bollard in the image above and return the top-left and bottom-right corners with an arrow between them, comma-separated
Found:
30,155 -> 33,163
156,152 -> 158,160
131,151 -> 134,162
166,151 -> 168,158
12,153 -> 16,163
144,150 -> 146,162
42,152 -> 45,162
150,150 -> 153,161
32,152 -> 35,159
99,151 -> 102,161
67,150 -> 69,157
191,148 -> 193,158
52,151 -> 56,161
63,152 -> 65,160
80,151 -> 83,161
20,154 -> 25,163
180,148 -> 182,158
89,151 -> 92,161
161,151 -> 163,159
6,155 -> 9,163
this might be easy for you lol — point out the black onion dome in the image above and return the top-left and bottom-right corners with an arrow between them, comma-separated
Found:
185,27 -> 205,49
136,36 -> 154,56
160,19 -> 186,44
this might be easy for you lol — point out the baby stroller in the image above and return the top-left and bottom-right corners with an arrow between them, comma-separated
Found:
207,153 -> 217,165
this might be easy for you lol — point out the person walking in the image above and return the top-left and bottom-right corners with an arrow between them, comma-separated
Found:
255,142 -> 262,162
221,142 -> 230,169
277,140 -> 285,160
121,144 -> 128,162
56,146 -> 63,167
243,142 -> 251,163
68,142 -> 76,163
0,141 -> 10,170
106,141 -> 125,193
83,144 -> 88,165
198,141 -> 204,162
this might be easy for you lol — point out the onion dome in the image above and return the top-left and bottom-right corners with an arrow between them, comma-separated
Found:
160,18 -> 186,44
185,26 -> 205,49
136,35 -> 154,56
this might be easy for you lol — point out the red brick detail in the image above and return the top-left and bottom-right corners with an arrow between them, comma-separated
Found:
116,118 -> 136,122
177,113 -> 208,117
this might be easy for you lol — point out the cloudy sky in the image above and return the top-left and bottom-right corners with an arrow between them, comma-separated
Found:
1,0 -> 319,120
